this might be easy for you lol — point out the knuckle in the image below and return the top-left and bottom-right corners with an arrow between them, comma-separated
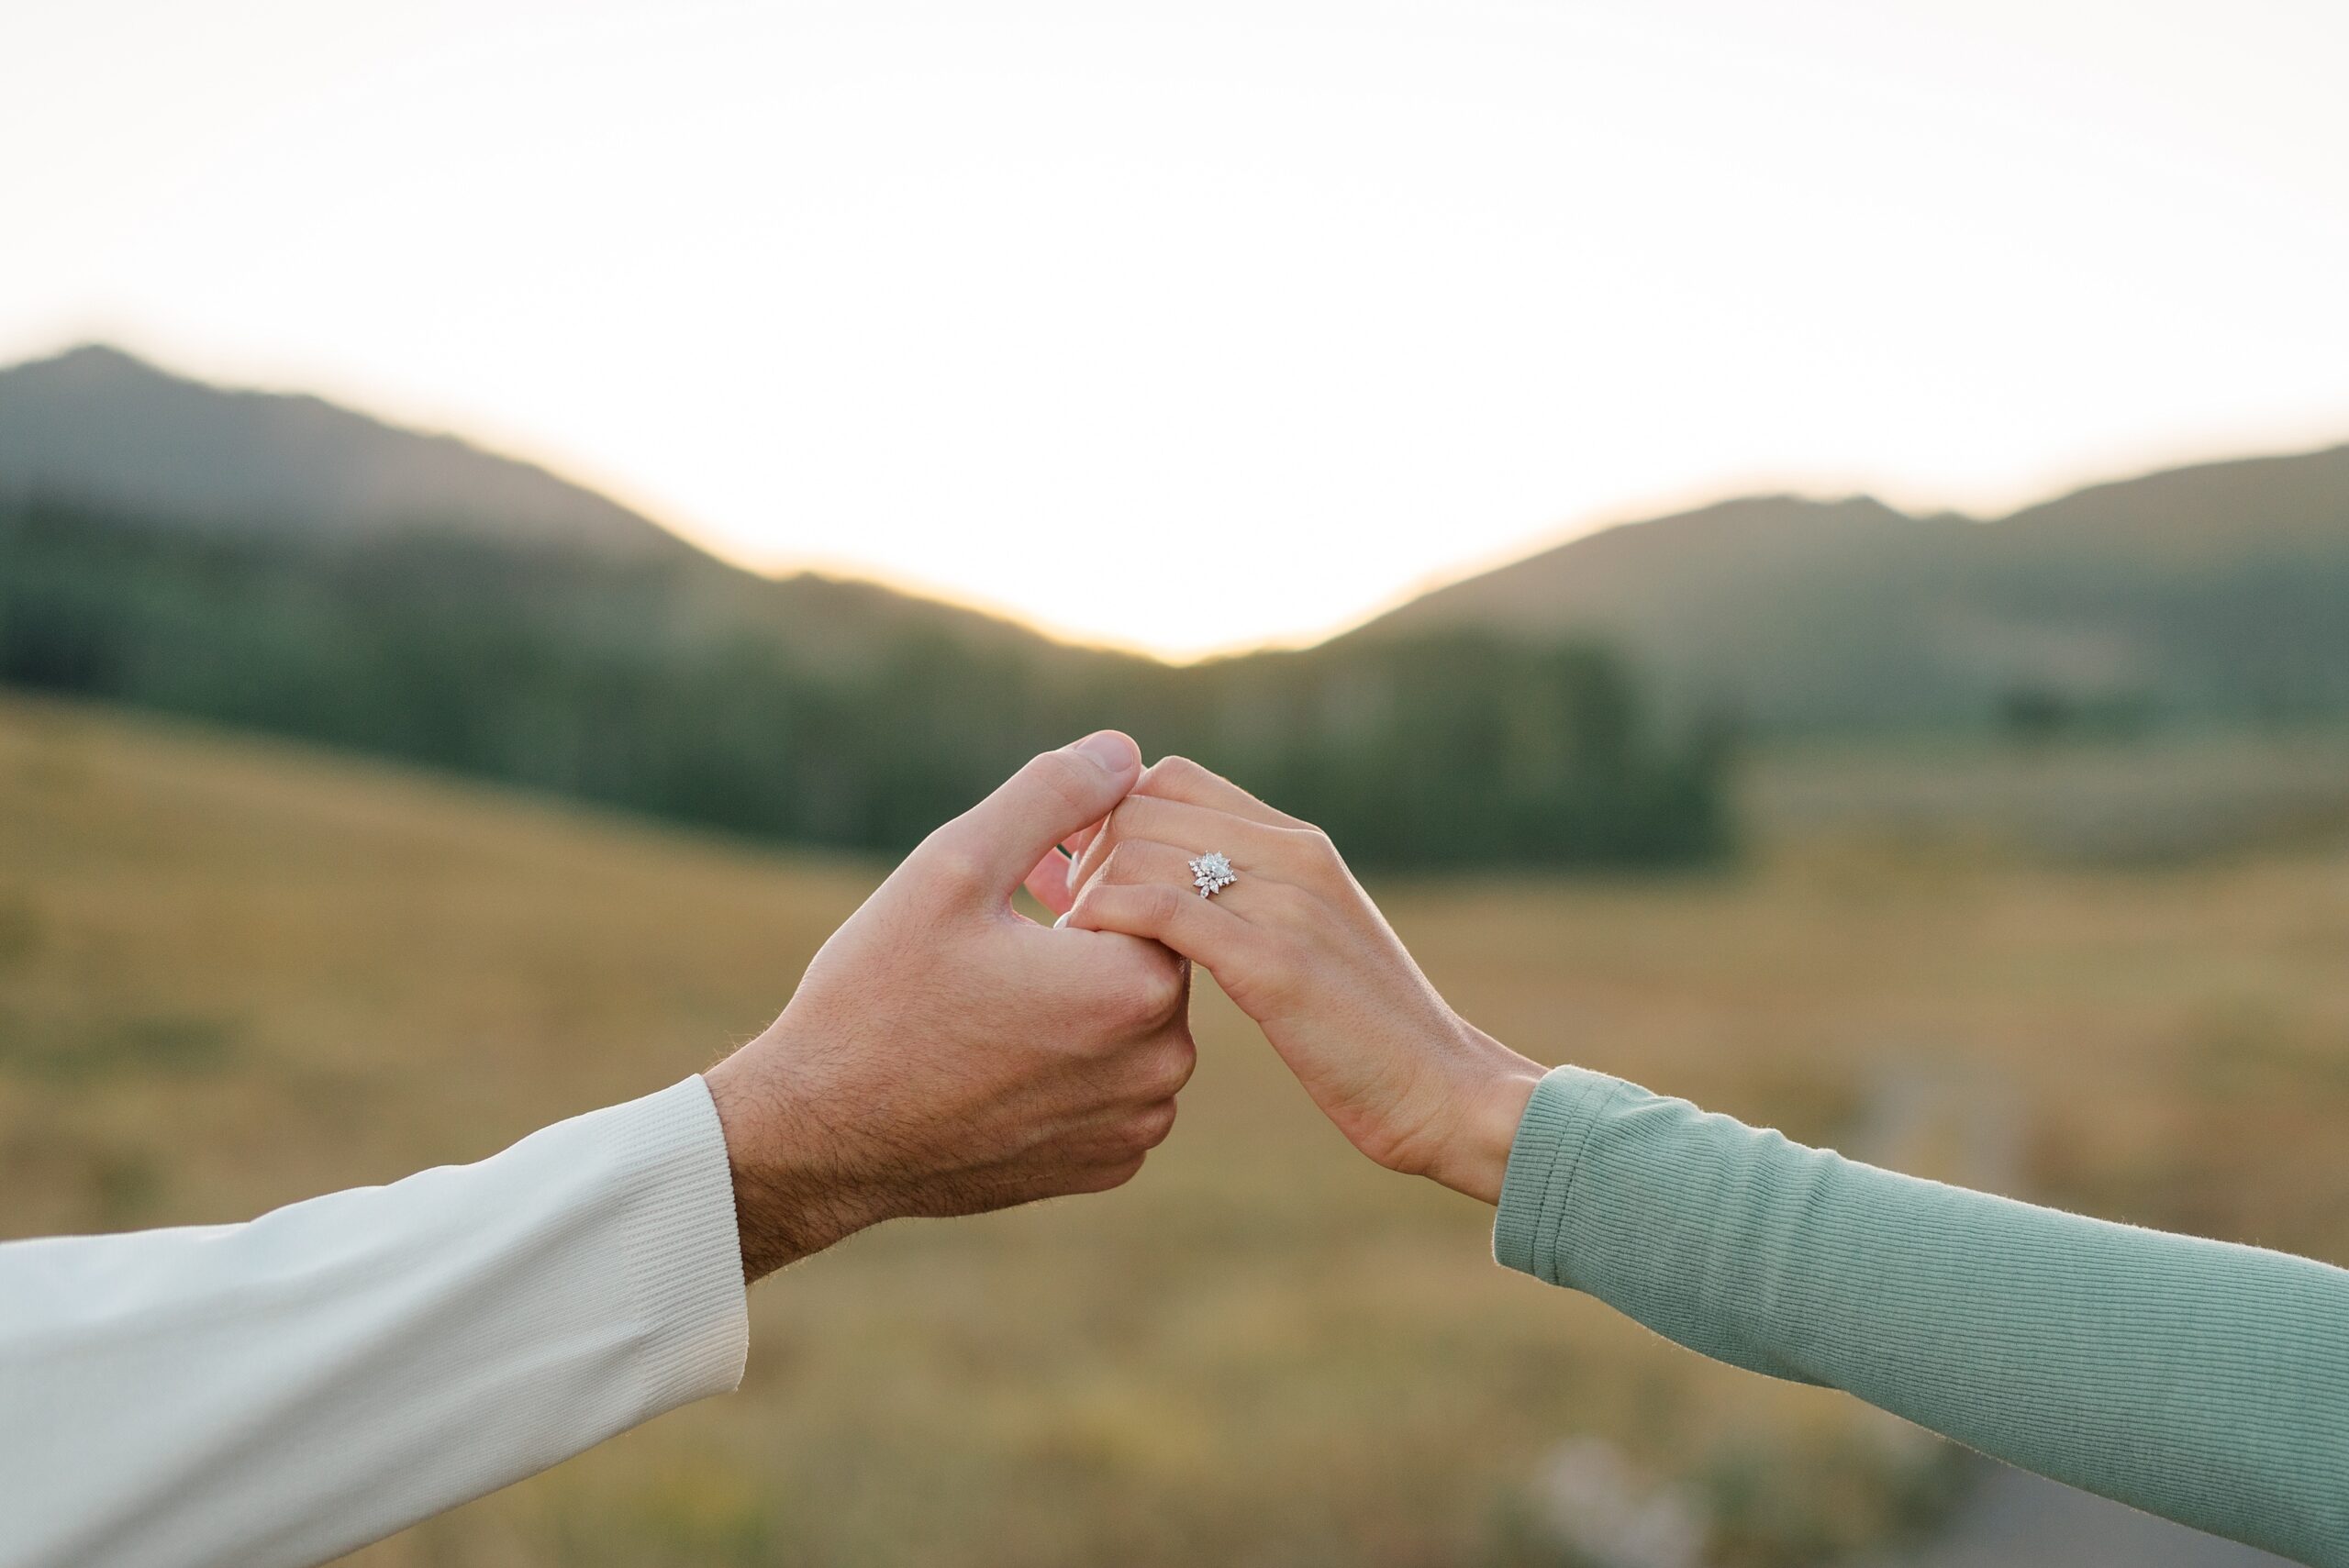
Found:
1129,1099 -> 1180,1151
1145,1035 -> 1197,1098
1069,1154 -> 1146,1195
1071,962 -> 1180,1050
1096,880 -> 1179,937
1114,955 -> 1186,1024
1098,838 -> 1148,884
1281,824 -> 1346,888
1141,755 -> 1207,795
1023,751 -> 1099,818
1143,952 -> 1189,1015
1070,809 -> 1131,884
1103,796 -> 1152,840
1139,881 -> 1187,926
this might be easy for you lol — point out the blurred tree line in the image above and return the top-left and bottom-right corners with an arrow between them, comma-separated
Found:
0,499 -> 1729,868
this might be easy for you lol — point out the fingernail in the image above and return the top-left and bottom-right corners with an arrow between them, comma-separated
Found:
1053,911 -> 1072,929
1070,730 -> 1139,775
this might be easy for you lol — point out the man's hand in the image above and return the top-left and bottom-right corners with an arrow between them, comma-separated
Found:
704,732 -> 1194,1281
1062,757 -> 1541,1206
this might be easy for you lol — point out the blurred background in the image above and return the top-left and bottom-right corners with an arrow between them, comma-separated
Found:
3,2 -> 2345,1563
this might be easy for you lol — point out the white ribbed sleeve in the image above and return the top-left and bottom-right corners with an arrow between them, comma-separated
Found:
0,1075 -> 750,1568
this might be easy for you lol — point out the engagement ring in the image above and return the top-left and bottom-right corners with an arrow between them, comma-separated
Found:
1189,851 -> 1237,898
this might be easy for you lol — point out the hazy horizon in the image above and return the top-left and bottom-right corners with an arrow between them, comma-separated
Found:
23,334 -> 2348,668
7,1 -> 2348,657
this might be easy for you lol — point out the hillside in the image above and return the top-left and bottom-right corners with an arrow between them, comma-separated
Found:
0,496 -> 1722,866
6,339 -> 2345,775
0,345 -> 681,560
9,342 -> 2349,739
1357,446 -> 2349,731
0,344 -> 1064,673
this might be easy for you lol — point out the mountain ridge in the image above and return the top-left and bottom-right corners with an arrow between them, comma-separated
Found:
0,342 -> 1074,668
0,344 -> 684,561
4,341 -> 2345,730
1353,445 -> 2349,729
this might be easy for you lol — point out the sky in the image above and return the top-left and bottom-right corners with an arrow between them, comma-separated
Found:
5,1 -> 2347,659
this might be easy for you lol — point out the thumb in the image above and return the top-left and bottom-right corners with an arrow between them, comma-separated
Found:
929,731 -> 1142,898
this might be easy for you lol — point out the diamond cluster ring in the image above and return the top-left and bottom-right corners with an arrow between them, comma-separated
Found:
1188,851 -> 1237,899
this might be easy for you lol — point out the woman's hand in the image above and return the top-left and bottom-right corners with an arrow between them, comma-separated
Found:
1060,757 -> 1544,1204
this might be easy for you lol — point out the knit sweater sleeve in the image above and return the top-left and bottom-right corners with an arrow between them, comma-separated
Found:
1493,1064 -> 2349,1565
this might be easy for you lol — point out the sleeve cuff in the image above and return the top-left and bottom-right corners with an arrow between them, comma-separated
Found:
1492,1064 -> 1633,1284
606,1076 -> 751,1418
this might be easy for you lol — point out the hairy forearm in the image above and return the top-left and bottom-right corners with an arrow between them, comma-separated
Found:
704,1057 -> 874,1283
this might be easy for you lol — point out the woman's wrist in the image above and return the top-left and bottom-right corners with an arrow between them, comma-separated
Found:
1422,1026 -> 1544,1206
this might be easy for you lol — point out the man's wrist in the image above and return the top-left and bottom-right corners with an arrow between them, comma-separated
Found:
703,1052 -> 874,1284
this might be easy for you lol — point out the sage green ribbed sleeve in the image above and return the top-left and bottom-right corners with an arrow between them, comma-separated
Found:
1493,1065 -> 2349,1566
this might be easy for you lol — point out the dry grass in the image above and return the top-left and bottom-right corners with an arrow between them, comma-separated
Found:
1745,730 -> 2349,865
4,694 -> 2344,1566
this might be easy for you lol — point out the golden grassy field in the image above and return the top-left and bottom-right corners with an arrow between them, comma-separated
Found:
4,694 -> 2346,1567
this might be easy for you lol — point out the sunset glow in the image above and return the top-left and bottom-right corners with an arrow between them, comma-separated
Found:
6,0 -> 2347,658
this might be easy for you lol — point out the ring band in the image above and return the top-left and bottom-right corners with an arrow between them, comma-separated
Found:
1189,851 -> 1237,899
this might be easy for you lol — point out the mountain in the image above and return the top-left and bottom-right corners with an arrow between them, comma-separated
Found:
0,343 -> 1065,672
6,340 -> 2345,740
0,343 -> 1723,865
0,344 -> 684,561
1354,446 -> 2349,731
